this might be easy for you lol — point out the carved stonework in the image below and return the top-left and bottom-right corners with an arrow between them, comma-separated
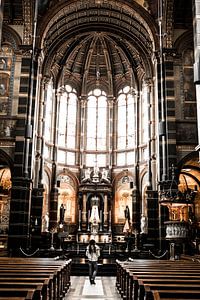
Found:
165,0 -> 174,48
81,167 -> 111,184
0,195 -> 10,233
23,0 -> 33,45
165,221 -> 188,240
0,119 -> 16,138
163,48 -> 179,61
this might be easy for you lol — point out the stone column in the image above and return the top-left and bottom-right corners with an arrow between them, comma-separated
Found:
0,1 -> 3,47
144,79 -> 153,188
107,97 -> 114,167
146,189 -> 161,250
49,86 -> 59,230
79,97 -> 87,167
193,1 -> 200,158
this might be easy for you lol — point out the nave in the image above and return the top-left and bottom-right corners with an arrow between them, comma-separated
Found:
64,276 -> 121,300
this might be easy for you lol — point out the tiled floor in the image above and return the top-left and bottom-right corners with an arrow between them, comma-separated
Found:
64,276 -> 121,299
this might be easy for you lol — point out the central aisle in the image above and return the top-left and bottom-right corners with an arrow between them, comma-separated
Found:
64,276 -> 121,299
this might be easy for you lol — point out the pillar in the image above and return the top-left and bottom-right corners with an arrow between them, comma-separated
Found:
193,1 -> 200,158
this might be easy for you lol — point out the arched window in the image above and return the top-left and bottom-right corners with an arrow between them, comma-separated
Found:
44,81 -> 54,159
58,85 -> 77,148
44,81 -> 53,143
86,88 -> 107,167
57,84 -> 77,165
141,83 -> 148,144
116,86 -> 135,166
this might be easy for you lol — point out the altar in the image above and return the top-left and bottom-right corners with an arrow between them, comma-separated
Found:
75,167 -> 113,252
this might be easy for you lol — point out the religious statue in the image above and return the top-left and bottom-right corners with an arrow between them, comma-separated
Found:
140,214 -> 148,234
59,203 -> 65,224
82,168 -> 91,183
0,83 -> 6,96
123,205 -> 131,234
124,205 -> 130,221
100,168 -> 110,183
90,205 -> 100,234
92,165 -> 100,182
90,205 -> 100,224
4,126 -> 10,137
43,212 -> 49,232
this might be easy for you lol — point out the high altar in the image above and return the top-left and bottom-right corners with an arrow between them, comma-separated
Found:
40,165 -> 135,253
76,167 -> 112,248
50,166 -> 116,253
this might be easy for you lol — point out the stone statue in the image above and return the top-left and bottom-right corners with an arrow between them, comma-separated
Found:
59,203 -> 65,224
101,168 -> 110,183
92,165 -> 100,182
123,205 -> 131,234
82,168 -> 91,183
4,126 -> 10,137
43,212 -> 49,232
124,205 -> 130,221
140,214 -> 147,234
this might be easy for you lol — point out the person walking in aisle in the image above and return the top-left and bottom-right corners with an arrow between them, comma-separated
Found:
86,239 -> 100,284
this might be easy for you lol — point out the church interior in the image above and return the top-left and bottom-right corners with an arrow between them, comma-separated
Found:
1,0 -> 200,299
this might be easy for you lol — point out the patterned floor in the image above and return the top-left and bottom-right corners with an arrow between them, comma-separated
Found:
64,276 -> 121,299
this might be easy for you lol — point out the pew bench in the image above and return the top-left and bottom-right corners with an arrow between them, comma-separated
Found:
0,269 -> 58,299
0,288 -> 37,300
138,278 -> 200,300
0,281 -> 48,300
152,289 -> 200,300
143,283 -> 200,300
0,298 -> 26,300
0,258 -> 72,300
122,269 -> 200,299
115,259 -> 200,300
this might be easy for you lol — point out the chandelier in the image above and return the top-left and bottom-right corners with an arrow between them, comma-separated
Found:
160,165 -> 197,204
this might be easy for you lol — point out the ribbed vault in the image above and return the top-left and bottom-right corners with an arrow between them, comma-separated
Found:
38,0 -> 159,91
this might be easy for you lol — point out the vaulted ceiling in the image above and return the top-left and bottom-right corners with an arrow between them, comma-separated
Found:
1,0 -> 193,87
1,0 -> 194,95
2,0 -> 193,26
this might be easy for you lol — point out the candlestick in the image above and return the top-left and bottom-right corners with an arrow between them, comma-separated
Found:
109,210 -> 112,232
78,209 -> 81,231
87,210 -> 90,231
100,210 -> 103,231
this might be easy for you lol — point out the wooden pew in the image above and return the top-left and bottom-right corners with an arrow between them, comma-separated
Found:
8,257 -> 72,294
0,269 -> 59,299
0,257 -> 72,300
0,288 -> 37,300
138,278 -> 200,300
144,283 -> 200,300
0,281 -> 48,300
116,259 -> 200,300
0,298 -> 26,300
152,289 -> 200,300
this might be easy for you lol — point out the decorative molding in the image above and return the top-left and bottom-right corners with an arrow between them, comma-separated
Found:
23,0 -> 33,45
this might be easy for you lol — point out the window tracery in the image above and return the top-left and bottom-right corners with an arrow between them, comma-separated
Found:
116,85 -> 135,166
